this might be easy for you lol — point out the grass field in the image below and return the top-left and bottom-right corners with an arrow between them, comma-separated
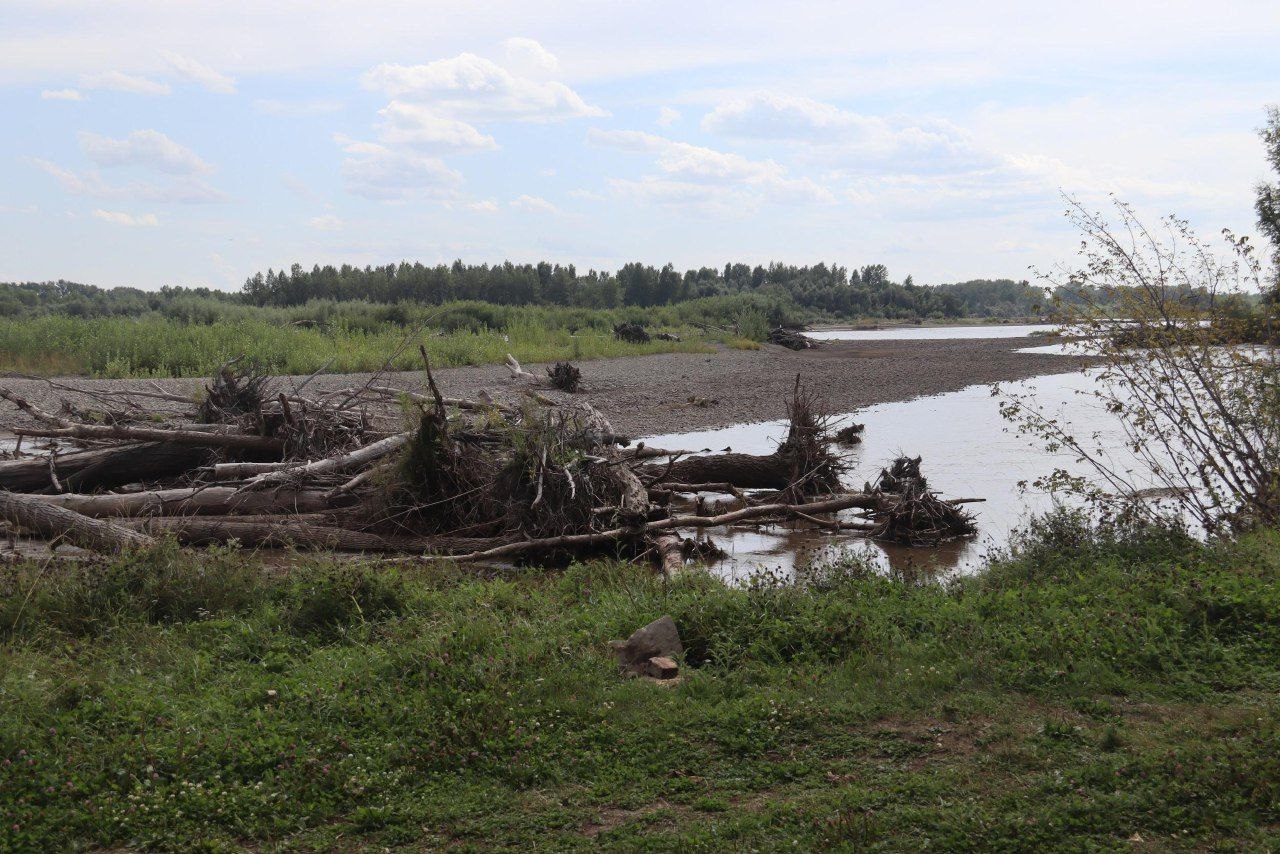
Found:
1,513 -> 1277,850
0,314 -> 714,378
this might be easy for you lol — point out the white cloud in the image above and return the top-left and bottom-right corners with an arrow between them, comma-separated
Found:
32,158 -> 228,204
364,52 -> 605,122
79,70 -> 171,96
78,130 -> 213,175
468,200 -> 499,212
502,37 -> 559,76
589,128 -> 834,205
510,194 -> 559,214
376,101 -> 498,152
656,106 -> 680,127
41,88 -> 84,101
92,209 -> 159,226
701,92 -> 995,173
337,140 -> 463,200
605,177 -> 754,216
159,50 -> 236,93
703,92 -> 861,139
254,98 -> 344,117
308,214 -> 344,230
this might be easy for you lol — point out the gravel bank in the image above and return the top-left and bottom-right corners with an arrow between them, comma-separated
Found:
2,338 -> 1086,438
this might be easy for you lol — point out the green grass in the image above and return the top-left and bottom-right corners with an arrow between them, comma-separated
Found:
1,518 -> 1278,850
0,313 -> 712,378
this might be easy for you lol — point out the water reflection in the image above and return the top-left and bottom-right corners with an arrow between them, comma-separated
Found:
642,370 -> 1137,581
809,323 -> 1060,342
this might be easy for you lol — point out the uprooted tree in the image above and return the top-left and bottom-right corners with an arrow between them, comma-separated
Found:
0,362 -> 977,569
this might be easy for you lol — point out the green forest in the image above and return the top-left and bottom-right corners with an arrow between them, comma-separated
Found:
0,262 -> 1046,322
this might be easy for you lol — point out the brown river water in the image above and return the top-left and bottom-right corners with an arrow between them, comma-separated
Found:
641,364 -> 1145,582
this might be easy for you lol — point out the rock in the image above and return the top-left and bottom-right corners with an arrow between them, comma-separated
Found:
609,615 -> 682,667
644,656 -> 679,680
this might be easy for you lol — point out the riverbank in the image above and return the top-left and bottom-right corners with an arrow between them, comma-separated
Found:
2,336 -> 1086,437
2,517 -> 1277,849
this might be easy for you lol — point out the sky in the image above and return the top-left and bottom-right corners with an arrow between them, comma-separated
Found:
1,0 -> 1277,291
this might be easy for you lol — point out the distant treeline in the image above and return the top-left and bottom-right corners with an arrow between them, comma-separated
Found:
242,261 -> 1045,318
0,261 -> 1050,321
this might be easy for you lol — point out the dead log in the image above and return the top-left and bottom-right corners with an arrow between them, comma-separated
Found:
206,461 -> 294,480
119,517 -> 429,551
0,442 -> 208,493
505,354 -> 538,382
29,486 -> 339,518
644,452 -> 792,490
237,430 -> 413,492
0,489 -> 156,553
652,532 -> 684,577
15,423 -> 284,453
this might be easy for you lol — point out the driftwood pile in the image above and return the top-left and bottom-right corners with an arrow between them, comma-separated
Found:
0,363 -> 977,570
768,327 -> 821,350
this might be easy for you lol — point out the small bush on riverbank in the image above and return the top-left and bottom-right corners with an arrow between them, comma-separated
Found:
2,513 -> 1278,849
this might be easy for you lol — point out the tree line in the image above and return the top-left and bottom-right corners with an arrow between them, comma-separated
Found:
1,264 -> 1048,321
240,261 -> 1045,319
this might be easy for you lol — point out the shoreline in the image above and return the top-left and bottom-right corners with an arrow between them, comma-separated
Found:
1,336 -> 1087,437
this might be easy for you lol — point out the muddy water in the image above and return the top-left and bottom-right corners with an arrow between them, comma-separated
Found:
641,369 -> 1140,581
809,323 -> 1060,342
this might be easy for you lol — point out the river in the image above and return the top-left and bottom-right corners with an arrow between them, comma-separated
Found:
641,359 -> 1148,582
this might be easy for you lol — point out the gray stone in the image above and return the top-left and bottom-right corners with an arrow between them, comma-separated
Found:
609,615 -> 682,667
644,656 -> 679,680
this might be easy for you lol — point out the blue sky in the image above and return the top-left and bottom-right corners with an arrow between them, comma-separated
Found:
1,0 -> 1277,291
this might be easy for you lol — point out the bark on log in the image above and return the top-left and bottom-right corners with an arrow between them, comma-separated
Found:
0,443 -> 208,493
0,489 -> 156,553
30,486 -> 339,518
237,430 -> 412,492
119,517 -> 429,551
15,423 -> 284,453
206,462 -> 294,479
652,532 -> 684,577
600,455 -> 650,525
644,453 -> 792,490
505,354 -> 538,382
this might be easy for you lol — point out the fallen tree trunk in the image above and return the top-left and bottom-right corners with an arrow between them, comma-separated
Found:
205,461 -> 294,479
0,489 -> 156,553
652,532 -> 684,577
0,442 -> 209,493
30,486 -> 339,518
119,517 -> 430,551
237,430 -> 413,492
16,423 -> 284,453
644,452 -> 792,490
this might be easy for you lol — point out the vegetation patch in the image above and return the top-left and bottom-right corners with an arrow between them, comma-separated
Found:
1,514 -> 1277,849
